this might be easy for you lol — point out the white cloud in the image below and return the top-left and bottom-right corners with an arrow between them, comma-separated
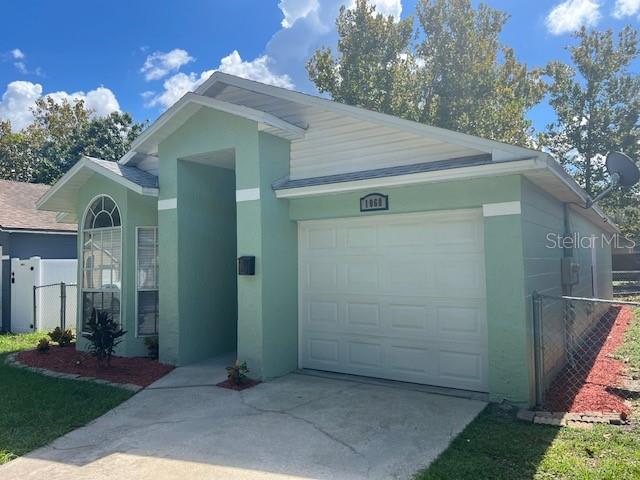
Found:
140,48 -> 195,81
0,81 -> 120,131
14,61 -> 27,74
349,0 -> 402,18
545,0 -> 601,35
11,49 -> 25,60
612,0 -> 640,18
0,81 -> 42,130
147,50 -> 293,109
279,0 -> 320,27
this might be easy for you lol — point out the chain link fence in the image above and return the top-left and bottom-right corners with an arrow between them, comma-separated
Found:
533,292 -> 640,412
613,270 -> 640,296
33,282 -> 77,332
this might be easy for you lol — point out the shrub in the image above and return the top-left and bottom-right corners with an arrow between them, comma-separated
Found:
36,338 -> 50,353
144,336 -> 159,359
48,327 -> 75,346
81,309 -> 126,367
226,360 -> 249,386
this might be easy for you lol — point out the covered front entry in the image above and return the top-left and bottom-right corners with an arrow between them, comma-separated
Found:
298,209 -> 489,392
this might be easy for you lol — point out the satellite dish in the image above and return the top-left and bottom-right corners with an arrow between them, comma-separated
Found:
585,151 -> 639,208
606,151 -> 640,188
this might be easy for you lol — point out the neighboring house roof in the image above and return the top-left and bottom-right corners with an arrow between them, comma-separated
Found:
0,179 -> 76,233
36,156 -> 159,222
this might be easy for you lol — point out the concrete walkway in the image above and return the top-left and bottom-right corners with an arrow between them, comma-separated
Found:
0,355 -> 486,479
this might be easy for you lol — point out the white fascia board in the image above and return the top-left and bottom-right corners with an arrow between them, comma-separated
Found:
274,159 -> 541,198
197,72 -> 541,160
37,157 -> 158,212
126,93 -> 305,163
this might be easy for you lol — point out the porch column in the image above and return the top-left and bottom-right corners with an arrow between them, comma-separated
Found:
236,132 -> 297,379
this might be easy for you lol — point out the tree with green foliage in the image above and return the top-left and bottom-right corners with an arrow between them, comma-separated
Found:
307,0 -> 544,146
540,26 -> 640,239
415,0 -> 545,146
0,98 -> 144,184
307,0 -> 418,118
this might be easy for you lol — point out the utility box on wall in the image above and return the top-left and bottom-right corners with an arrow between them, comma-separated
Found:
238,256 -> 256,276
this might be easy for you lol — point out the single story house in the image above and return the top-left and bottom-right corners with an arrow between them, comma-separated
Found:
0,180 -> 77,332
37,72 -> 614,406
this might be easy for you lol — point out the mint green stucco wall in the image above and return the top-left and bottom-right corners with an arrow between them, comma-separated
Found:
156,108 -> 297,374
157,108 -> 242,365
236,132 -> 298,379
74,174 -> 158,357
521,178 -> 614,394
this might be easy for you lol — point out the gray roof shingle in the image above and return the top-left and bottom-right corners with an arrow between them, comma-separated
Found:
272,154 -> 493,190
85,156 -> 158,189
0,180 -> 77,232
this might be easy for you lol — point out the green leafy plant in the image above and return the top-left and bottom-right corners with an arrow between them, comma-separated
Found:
144,336 -> 159,360
48,327 -> 75,347
81,309 -> 126,367
36,338 -> 50,353
226,360 -> 249,386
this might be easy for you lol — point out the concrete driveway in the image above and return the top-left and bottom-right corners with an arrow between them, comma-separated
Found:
0,354 -> 486,480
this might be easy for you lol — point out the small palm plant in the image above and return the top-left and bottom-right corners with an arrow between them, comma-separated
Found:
82,309 -> 126,367
226,360 -> 249,386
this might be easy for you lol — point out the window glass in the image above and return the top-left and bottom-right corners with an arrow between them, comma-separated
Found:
82,196 -> 121,330
137,227 -> 159,335
137,291 -> 159,336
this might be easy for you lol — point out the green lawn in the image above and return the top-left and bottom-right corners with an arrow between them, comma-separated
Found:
0,332 -> 132,465
417,304 -> 640,480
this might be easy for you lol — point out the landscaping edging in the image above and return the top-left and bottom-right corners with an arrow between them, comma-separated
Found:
517,409 -> 628,429
4,352 -> 143,392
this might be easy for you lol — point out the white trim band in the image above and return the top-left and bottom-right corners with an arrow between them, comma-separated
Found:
158,198 -> 177,210
482,201 -> 521,217
236,188 -> 260,202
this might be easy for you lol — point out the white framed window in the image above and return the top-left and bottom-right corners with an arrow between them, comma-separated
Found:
136,227 -> 159,336
82,195 -> 122,331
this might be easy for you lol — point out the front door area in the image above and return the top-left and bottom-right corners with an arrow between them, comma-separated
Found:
298,209 -> 489,392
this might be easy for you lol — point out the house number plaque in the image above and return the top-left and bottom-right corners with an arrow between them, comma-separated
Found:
360,193 -> 389,212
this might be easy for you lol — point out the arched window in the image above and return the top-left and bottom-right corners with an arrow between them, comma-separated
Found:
81,196 -> 121,330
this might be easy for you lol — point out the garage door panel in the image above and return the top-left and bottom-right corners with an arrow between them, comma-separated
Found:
305,227 -> 338,250
306,336 -> 340,365
433,256 -> 485,298
307,300 -> 339,326
345,262 -> 380,291
346,301 -> 381,328
436,304 -> 485,339
388,304 -> 429,331
304,262 -> 338,291
438,350 -> 484,385
299,210 -> 488,392
347,340 -> 383,369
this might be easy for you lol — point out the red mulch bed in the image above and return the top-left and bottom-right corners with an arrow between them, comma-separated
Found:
17,345 -> 174,387
543,306 -> 634,416
216,378 -> 261,391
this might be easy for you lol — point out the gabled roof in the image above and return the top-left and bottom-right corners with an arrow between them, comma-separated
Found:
129,92 -> 307,156
0,180 -> 76,233
194,72 -> 544,162
36,156 -> 158,218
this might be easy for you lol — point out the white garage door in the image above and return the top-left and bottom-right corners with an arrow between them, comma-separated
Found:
298,209 -> 488,392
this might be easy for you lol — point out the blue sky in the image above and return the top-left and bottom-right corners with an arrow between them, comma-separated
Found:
0,0 -> 638,134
